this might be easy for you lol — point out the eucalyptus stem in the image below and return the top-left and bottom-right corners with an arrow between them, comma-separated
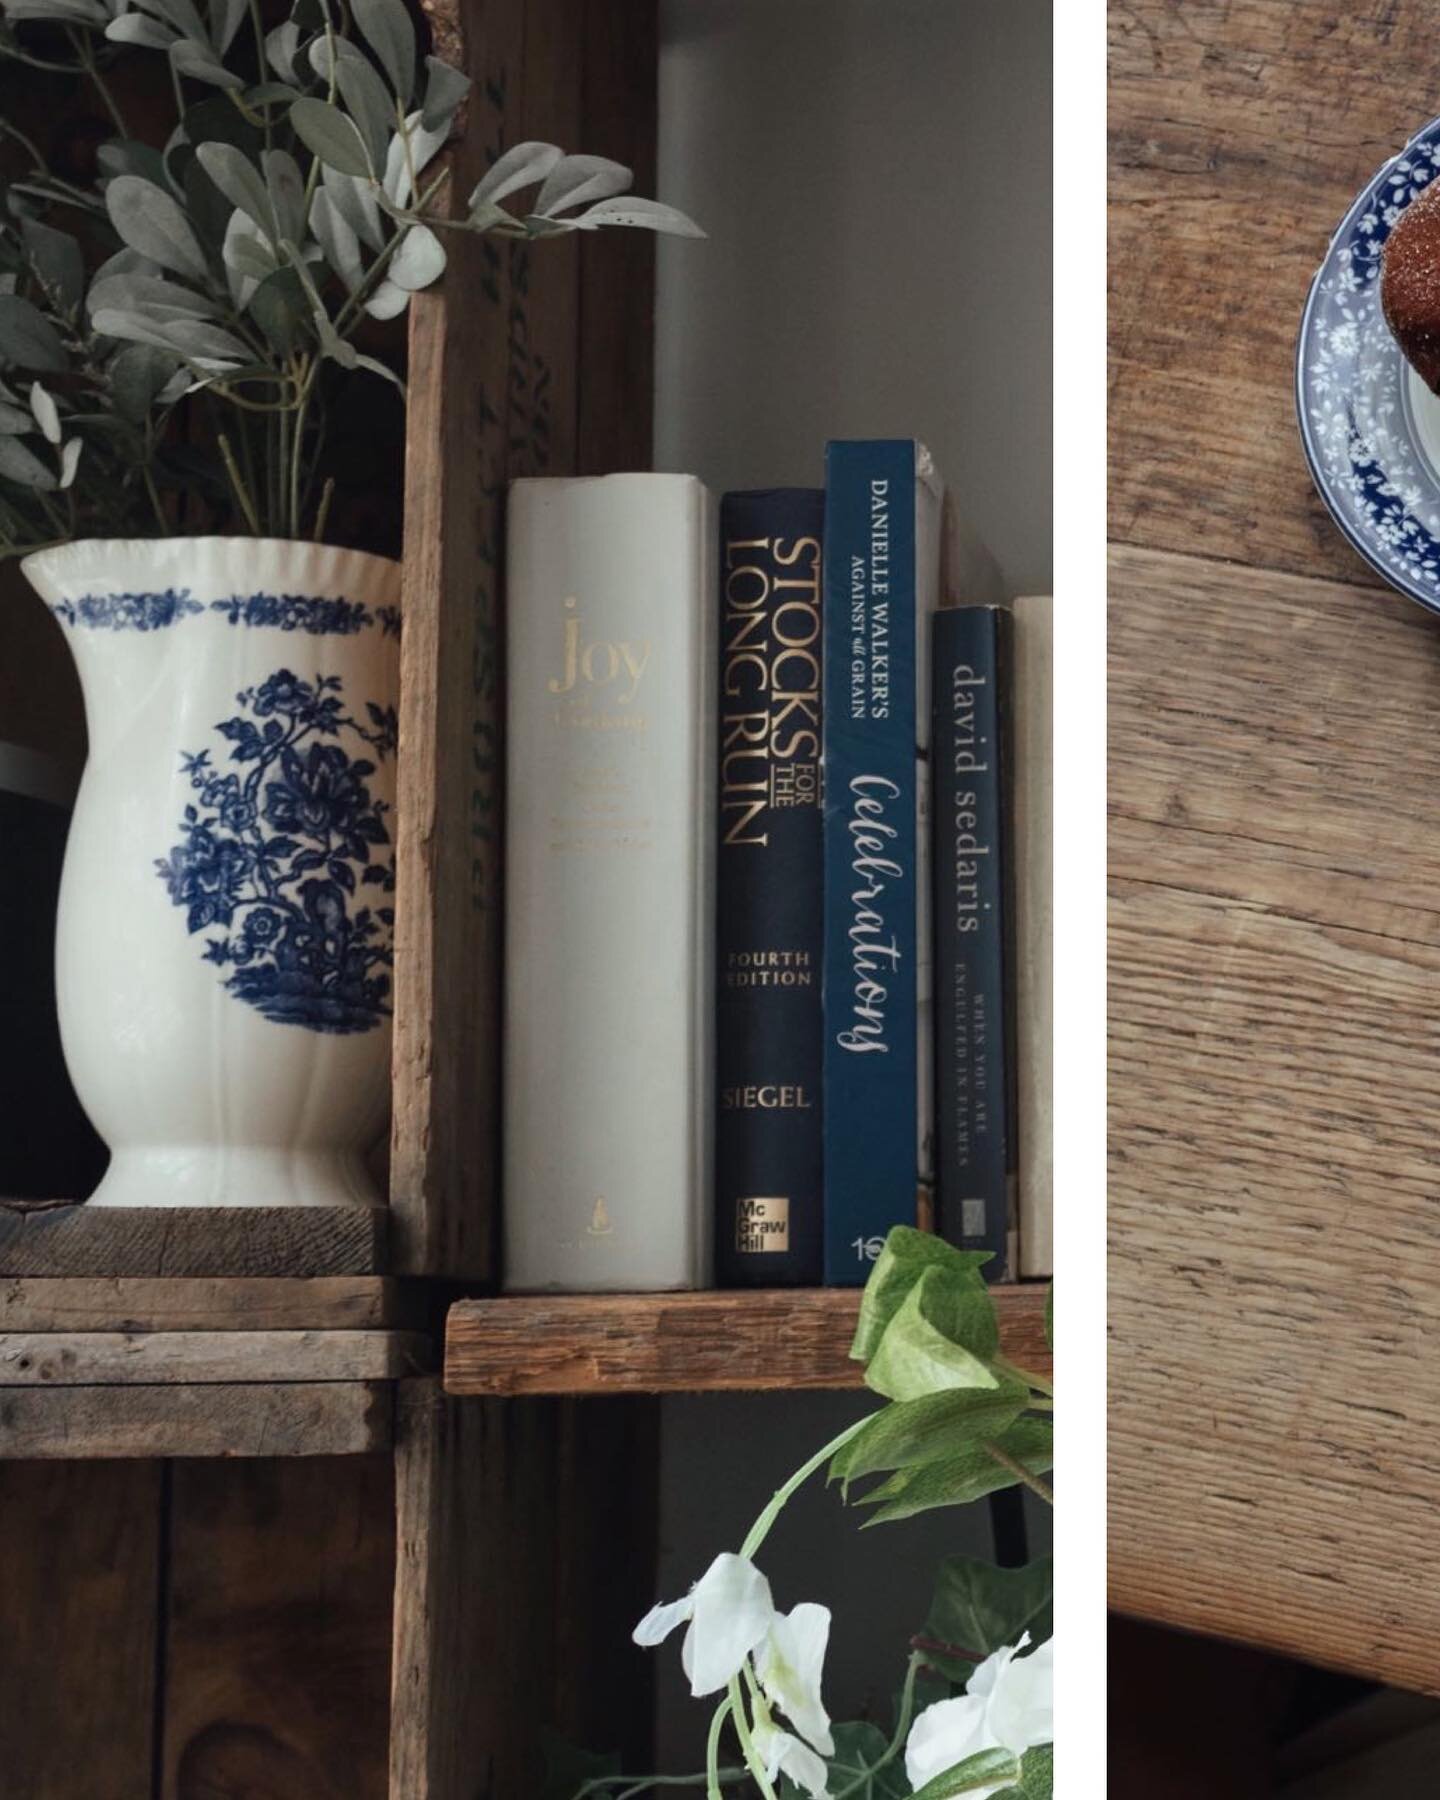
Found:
217,432 -> 260,534
67,28 -> 127,137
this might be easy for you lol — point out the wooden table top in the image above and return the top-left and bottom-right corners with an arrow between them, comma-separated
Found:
1111,0 -> 1440,1694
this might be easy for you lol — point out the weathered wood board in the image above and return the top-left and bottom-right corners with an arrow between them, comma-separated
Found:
0,1329 -> 431,1385
446,1286 -> 1052,1396
0,1202 -> 388,1276
0,1381 -> 393,1458
0,1275 -> 403,1331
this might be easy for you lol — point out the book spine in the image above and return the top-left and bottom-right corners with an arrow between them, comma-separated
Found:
932,604 -> 1015,1278
1013,595 -> 1053,1277
821,440 -> 936,1285
715,490 -> 826,1286
503,474 -> 716,1293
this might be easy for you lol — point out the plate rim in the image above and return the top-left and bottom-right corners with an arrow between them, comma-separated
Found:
1296,110 -> 1440,615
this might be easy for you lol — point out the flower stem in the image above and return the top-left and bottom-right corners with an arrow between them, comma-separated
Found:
727,1675 -> 779,1800
217,433 -> 261,535
572,1771 -> 747,1800
704,1693 -> 733,1800
739,1415 -> 870,1562
833,1652 -> 923,1800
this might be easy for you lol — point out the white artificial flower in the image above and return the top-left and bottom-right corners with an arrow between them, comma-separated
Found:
905,1634 -> 1053,1799
632,1552 -> 775,1696
754,1601 -> 834,1755
753,1719 -> 831,1799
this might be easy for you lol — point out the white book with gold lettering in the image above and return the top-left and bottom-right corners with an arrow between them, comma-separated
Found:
503,473 -> 717,1291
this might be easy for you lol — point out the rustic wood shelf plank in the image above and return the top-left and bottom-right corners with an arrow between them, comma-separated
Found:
0,1275 -> 404,1332
0,1330 -> 433,1386
0,1381 -> 394,1459
443,1286 -> 1049,1397
0,1202 -> 388,1277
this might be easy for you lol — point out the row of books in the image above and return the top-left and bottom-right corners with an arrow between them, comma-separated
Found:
501,446 -> 1051,1292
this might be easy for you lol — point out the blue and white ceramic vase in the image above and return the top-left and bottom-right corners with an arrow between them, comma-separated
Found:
22,538 -> 402,1208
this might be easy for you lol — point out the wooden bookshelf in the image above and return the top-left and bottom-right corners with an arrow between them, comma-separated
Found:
445,1286 -> 1051,1397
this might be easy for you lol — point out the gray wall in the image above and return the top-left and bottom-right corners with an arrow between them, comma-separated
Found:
650,0 -> 1053,1762
653,0 -> 1053,594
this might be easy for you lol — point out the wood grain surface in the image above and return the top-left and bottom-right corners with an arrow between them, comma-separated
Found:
0,1329 -> 431,1385
1110,0 -> 1440,587
161,1458 -> 395,1800
1110,0 -> 1440,1691
0,1382 -> 393,1458
0,1460 -> 161,1797
0,1202 -> 388,1276
390,1381 -> 658,1798
0,1275 -> 402,1332
444,1286 -> 1051,1396
391,0 -> 656,1277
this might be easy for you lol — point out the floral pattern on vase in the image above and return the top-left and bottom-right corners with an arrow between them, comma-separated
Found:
156,667 -> 398,1034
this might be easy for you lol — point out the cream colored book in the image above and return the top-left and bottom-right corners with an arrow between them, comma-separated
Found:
1012,594 -> 1053,1277
503,474 -> 716,1292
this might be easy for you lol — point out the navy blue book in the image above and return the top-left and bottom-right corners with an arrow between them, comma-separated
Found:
715,489 -> 826,1285
820,441 -> 943,1284
932,605 -> 1016,1278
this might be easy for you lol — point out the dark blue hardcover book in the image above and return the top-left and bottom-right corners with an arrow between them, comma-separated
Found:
821,441 -> 943,1284
932,604 -> 1016,1278
715,489 -> 826,1285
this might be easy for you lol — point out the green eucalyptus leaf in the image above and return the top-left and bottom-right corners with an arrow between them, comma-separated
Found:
208,0 -> 244,52
135,0 -> 209,45
308,187 -> 362,292
245,263 -> 309,356
108,342 -> 184,420
105,175 -> 210,283
831,1379 -> 1030,1488
352,349 -> 403,393
91,306 -> 251,368
220,209 -> 277,308
0,294 -> 66,372
262,149 -> 306,246
321,165 -> 385,251
20,219 -> 83,315
105,11 -> 177,48
533,152 -> 630,218
170,36 -> 246,89
852,1228 -> 993,1365
920,1557 -> 1053,1685
290,98 -> 373,178
28,380 -> 60,444
0,401 -> 32,432
387,221 -> 444,291
467,139 -> 562,215
3,0 -> 108,22
574,195 -> 705,236
908,1746 -> 1022,1800
311,36 -> 395,172
419,54 -> 468,133
857,1419 -> 1053,1524
0,433 -> 57,489
865,1270 -> 998,1403
382,110 -> 448,206
351,0 -> 414,103
264,18 -> 298,79
57,435 -> 80,488
197,143 -> 274,240
181,153 -> 235,260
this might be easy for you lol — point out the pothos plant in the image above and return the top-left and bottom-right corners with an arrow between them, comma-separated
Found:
554,1229 -> 1055,1800
0,0 -> 701,553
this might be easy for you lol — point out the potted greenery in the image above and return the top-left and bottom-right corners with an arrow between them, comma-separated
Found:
0,0 -> 700,1209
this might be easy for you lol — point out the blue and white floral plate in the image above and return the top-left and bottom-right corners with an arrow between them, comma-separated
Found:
1297,114 -> 1440,611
